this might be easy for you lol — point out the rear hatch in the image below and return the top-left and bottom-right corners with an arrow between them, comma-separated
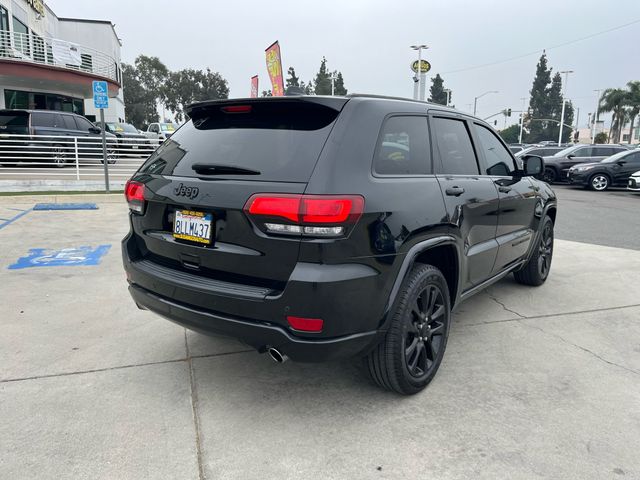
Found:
0,110 -> 30,134
128,97 -> 348,293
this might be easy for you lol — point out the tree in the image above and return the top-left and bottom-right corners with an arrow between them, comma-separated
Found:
594,132 -> 608,144
314,57 -> 332,95
285,67 -> 300,88
163,68 -> 229,122
625,80 -> 640,144
333,72 -> 347,96
599,88 -> 628,143
499,124 -> 520,143
525,54 -> 573,143
526,53 -> 553,142
122,62 -> 159,128
428,74 -> 449,105
134,55 -> 169,105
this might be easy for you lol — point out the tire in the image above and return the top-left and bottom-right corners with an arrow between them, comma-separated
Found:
542,167 -> 557,184
51,144 -> 68,168
514,215 -> 554,286
588,173 -> 610,191
364,264 -> 451,395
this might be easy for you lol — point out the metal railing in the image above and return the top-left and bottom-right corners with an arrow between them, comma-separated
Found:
0,133 -> 162,188
0,30 -> 120,83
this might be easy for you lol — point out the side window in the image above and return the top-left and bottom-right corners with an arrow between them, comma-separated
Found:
574,147 -> 593,157
150,124 -> 158,133
31,113 -> 56,128
74,116 -> 95,132
473,124 -> 516,176
431,117 -> 479,175
626,152 -> 640,164
61,115 -> 76,130
374,116 -> 430,175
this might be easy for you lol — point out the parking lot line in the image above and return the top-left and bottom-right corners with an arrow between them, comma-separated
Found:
0,208 -> 32,231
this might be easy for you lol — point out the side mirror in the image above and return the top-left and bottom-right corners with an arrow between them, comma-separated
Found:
88,127 -> 101,134
522,155 -> 544,177
617,160 -> 627,166
566,154 -> 575,159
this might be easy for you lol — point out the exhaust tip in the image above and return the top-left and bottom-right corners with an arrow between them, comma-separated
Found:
267,347 -> 288,364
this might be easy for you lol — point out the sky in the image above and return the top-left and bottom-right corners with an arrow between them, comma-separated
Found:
48,0 -> 640,130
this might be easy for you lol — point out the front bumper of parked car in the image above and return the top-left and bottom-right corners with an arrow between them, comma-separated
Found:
567,169 -> 593,185
628,176 -> 640,191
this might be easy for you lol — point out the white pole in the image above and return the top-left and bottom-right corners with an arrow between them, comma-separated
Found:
74,137 -> 80,180
558,70 -> 573,144
591,89 -> 600,143
417,47 -> 422,101
518,97 -> 526,144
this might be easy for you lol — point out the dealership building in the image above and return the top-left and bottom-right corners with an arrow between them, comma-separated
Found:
0,0 -> 124,122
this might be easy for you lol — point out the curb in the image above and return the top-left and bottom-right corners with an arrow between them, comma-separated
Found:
0,194 -> 124,204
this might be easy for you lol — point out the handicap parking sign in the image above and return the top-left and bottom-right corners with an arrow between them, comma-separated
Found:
8,245 -> 111,269
92,81 -> 109,109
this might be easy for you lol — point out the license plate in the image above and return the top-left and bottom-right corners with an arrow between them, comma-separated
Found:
173,210 -> 213,244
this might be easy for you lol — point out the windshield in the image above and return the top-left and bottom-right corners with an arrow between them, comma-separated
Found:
601,150 -> 632,163
107,122 -> 138,133
553,145 -> 581,157
160,123 -> 176,132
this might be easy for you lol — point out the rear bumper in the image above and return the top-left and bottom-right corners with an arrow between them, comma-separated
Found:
129,283 -> 382,362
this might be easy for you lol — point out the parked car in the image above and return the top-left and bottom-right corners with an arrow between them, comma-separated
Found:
509,145 -> 525,154
515,145 -> 565,158
144,122 -> 177,142
542,144 -> 629,183
627,170 -> 640,192
0,109 -> 117,167
568,149 -> 640,191
122,95 -> 556,395
96,121 -> 151,151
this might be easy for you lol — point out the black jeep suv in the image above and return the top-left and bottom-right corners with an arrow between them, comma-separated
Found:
122,95 -> 557,395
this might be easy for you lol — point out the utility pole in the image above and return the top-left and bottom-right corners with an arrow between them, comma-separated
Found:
558,70 -> 574,144
444,88 -> 451,107
410,44 -> 428,101
518,97 -> 526,144
473,90 -> 498,116
574,107 -> 580,142
591,89 -> 601,143
329,73 -> 337,96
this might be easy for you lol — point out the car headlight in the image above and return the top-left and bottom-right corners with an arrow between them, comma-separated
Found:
575,166 -> 595,171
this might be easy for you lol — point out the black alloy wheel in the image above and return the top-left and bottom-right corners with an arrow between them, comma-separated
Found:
404,284 -> 447,379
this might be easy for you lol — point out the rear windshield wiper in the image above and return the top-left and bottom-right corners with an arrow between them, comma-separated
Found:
191,163 -> 260,175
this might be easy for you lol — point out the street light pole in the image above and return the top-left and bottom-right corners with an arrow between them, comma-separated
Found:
558,70 -> 574,144
473,90 -> 498,116
444,88 -> 451,107
329,73 -> 336,96
410,44 -> 428,101
591,89 -> 601,143
518,97 -> 526,144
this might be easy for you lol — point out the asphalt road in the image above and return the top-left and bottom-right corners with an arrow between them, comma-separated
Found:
553,185 -> 640,251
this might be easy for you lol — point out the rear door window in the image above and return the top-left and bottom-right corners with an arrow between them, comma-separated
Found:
374,116 -> 430,175
31,112 -> 58,128
140,101 -> 341,182
431,117 -> 479,175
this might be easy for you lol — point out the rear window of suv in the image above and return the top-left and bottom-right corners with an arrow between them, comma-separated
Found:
140,101 -> 341,182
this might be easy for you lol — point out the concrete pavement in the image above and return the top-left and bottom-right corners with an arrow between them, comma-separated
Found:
1,199 -> 639,479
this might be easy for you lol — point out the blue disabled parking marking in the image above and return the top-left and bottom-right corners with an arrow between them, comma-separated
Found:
33,203 -> 99,211
8,245 -> 111,270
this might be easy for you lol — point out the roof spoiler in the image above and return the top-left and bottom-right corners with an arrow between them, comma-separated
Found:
186,96 -> 349,118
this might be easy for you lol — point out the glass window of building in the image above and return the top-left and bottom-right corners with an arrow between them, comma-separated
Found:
12,16 -> 30,56
0,6 -> 10,56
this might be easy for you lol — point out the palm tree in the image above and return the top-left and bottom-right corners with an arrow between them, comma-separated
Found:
625,81 -> 640,144
599,88 -> 627,143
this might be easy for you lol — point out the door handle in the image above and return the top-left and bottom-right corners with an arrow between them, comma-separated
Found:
445,186 -> 465,197
498,186 -> 512,193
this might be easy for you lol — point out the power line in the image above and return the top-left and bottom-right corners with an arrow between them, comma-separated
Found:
442,18 -> 640,75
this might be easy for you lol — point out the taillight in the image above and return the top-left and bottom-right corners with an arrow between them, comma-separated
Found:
244,194 -> 364,238
125,180 -> 146,214
221,105 -> 252,113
